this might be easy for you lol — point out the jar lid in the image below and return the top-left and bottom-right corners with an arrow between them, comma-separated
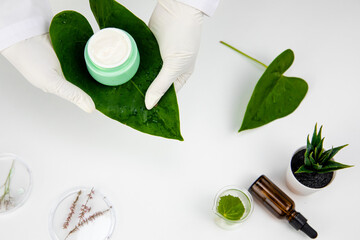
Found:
88,28 -> 132,69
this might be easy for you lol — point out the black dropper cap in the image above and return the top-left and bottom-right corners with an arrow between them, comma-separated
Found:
289,212 -> 318,239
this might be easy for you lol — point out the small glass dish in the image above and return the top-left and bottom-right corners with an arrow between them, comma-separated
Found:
49,187 -> 116,240
0,153 -> 32,214
213,186 -> 253,230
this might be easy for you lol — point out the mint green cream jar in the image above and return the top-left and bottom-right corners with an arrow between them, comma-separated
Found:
84,28 -> 140,86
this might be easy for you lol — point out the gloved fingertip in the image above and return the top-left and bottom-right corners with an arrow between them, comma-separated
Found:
76,96 -> 96,113
145,91 -> 162,110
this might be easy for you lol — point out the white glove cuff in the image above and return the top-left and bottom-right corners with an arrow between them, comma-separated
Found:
176,0 -> 220,16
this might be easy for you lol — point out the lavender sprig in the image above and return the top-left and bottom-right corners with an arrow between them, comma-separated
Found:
63,190 -> 82,229
65,207 -> 112,240
78,188 -> 94,223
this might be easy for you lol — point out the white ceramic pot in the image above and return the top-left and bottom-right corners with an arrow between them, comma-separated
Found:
285,147 -> 336,195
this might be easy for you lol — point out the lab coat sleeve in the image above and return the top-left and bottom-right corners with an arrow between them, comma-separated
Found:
0,0 -> 53,51
176,0 -> 220,16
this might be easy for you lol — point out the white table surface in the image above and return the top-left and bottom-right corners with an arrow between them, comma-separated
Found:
1,0 -> 360,239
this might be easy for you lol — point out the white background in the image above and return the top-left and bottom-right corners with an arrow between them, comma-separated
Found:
1,0 -> 360,239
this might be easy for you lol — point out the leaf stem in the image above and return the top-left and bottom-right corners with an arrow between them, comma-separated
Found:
220,41 -> 268,68
130,80 -> 145,98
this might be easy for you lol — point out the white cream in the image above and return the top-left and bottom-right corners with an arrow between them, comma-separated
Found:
88,28 -> 132,68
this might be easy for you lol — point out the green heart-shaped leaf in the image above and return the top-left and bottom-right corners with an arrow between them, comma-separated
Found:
217,195 -> 245,221
49,0 -> 183,141
239,49 -> 308,131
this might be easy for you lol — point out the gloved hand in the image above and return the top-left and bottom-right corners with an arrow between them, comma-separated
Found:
145,0 -> 204,110
1,33 -> 95,113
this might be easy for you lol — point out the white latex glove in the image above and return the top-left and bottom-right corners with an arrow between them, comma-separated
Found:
145,0 -> 204,110
1,33 -> 95,113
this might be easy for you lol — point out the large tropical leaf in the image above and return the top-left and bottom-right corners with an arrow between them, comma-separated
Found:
49,0 -> 183,140
239,49 -> 308,131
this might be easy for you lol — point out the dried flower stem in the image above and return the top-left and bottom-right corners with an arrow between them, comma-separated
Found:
65,207 -> 112,240
78,188 -> 95,223
0,160 -> 15,210
63,190 -> 82,229
79,207 -> 112,228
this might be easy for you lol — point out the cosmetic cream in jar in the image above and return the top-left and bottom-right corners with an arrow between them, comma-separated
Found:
84,28 -> 140,86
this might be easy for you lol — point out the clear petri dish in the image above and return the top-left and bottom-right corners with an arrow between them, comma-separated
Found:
213,186 -> 254,230
49,187 -> 116,240
0,153 -> 32,214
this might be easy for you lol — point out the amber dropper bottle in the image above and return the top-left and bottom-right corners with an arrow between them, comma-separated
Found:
249,175 -> 318,239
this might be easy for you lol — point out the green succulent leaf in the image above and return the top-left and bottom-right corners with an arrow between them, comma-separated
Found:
306,135 -> 311,149
313,163 -> 323,170
306,135 -> 314,154
305,152 -> 317,167
314,138 -> 324,160
49,0 -> 183,140
238,49 -> 308,131
217,195 -> 245,221
311,124 -> 318,143
295,165 -> 315,174
304,148 -> 311,166
320,145 -> 349,164
315,160 -> 353,173
311,124 -> 322,147
314,146 -> 319,161
318,150 -> 331,164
